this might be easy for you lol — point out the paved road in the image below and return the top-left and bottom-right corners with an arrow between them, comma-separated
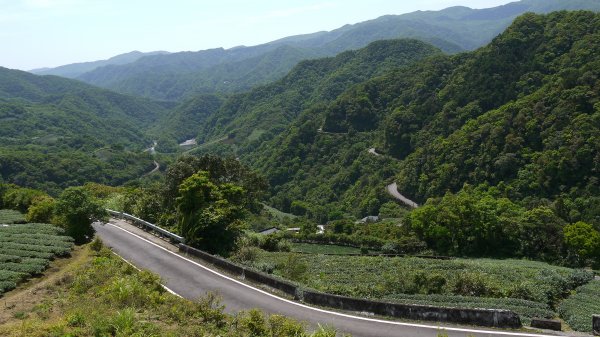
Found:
94,222 -> 559,337
386,182 -> 419,209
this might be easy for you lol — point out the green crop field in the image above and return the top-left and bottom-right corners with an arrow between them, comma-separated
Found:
290,242 -> 362,255
244,251 -> 594,326
0,223 -> 74,296
558,280 -> 600,333
0,209 -> 26,224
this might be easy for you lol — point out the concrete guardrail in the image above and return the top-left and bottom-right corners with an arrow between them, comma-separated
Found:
178,243 -> 521,329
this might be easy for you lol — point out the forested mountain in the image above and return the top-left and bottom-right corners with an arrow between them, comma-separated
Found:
163,39 -> 440,149
197,10 -> 600,227
29,50 -> 169,78
61,0 -> 600,101
0,68 -> 168,193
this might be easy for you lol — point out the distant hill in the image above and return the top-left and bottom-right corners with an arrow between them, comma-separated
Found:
62,0 -> 600,100
0,68 -> 169,192
157,39 -> 440,149
186,10 -> 600,226
29,50 -> 169,78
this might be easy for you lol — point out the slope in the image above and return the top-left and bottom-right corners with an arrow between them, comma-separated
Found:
235,11 -> 600,225
0,68 -> 169,193
176,39 -> 440,153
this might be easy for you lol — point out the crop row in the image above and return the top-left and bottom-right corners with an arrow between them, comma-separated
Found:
0,222 -> 73,296
383,293 -> 554,325
558,280 -> 600,333
0,209 -> 26,224
0,223 -> 66,235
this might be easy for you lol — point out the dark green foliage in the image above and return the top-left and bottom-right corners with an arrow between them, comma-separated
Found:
0,67 -> 168,193
219,12 -> 600,265
54,187 -> 107,244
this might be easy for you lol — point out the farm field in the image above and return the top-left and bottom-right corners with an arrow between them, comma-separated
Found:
243,251 -> 594,325
0,209 -> 26,224
0,223 -> 73,296
290,242 -> 362,255
558,280 -> 600,333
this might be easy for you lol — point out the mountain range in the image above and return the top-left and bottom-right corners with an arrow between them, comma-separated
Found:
30,0 -> 600,101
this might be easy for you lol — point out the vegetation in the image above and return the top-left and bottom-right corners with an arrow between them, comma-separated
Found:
53,187 -> 107,244
0,244 -> 339,337
241,250 -> 593,325
290,243 -> 363,255
0,223 -> 73,296
0,209 -> 26,224
558,280 -> 600,333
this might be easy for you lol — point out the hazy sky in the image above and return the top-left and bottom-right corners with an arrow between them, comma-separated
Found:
1,0 -> 514,70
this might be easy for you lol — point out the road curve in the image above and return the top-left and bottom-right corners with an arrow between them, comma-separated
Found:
386,182 -> 419,209
94,222 -> 555,337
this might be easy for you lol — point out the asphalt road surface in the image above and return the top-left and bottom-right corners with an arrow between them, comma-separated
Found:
94,222 -> 560,337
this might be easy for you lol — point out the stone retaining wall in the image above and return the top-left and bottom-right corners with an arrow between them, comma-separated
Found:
178,243 -> 521,329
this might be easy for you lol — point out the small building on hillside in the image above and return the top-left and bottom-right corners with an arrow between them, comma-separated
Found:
355,215 -> 380,224
257,227 -> 280,235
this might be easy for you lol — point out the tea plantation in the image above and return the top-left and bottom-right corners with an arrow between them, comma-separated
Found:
0,209 -> 26,224
245,251 -> 594,325
558,280 -> 600,333
0,223 -> 74,296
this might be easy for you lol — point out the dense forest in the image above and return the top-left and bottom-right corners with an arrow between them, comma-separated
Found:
0,67 -> 169,194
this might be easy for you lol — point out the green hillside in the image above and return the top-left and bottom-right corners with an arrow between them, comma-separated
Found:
181,39 -> 440,153
220,11 -> 600,231
0,68 -> 167,193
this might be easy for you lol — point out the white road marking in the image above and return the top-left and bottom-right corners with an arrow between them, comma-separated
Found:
103,222 -> 557,337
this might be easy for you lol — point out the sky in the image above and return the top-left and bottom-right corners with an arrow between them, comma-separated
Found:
1,0 -> 514,70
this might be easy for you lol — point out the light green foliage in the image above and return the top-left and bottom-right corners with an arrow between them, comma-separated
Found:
0,223 -> 73,296
25,195 -> 56,223
54,187 -> 107,244
563,222 -> 600,267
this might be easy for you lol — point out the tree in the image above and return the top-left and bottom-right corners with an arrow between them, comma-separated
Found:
176,171 -> 248,255
26,195 -> 56,223
54,187 -> 107,244
563,221 -> 600,267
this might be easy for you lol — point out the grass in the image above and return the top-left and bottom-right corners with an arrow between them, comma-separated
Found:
558,280 -> 600,333
0,223 -> 73,296
0,243 -> 339,337
291,242 -> 362,255
243,251 -> 594,327
262,203 -> 297,220
0,209 -> 26,224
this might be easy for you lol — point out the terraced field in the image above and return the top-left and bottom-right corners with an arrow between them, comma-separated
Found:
0,209 -> 26,224
558,280 -> 600,333
0,223 -> 73,296
244,251 -> 594,325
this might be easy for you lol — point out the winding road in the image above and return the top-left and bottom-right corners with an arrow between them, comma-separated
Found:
94,221 -> 558,337
367,147 -> 419,209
